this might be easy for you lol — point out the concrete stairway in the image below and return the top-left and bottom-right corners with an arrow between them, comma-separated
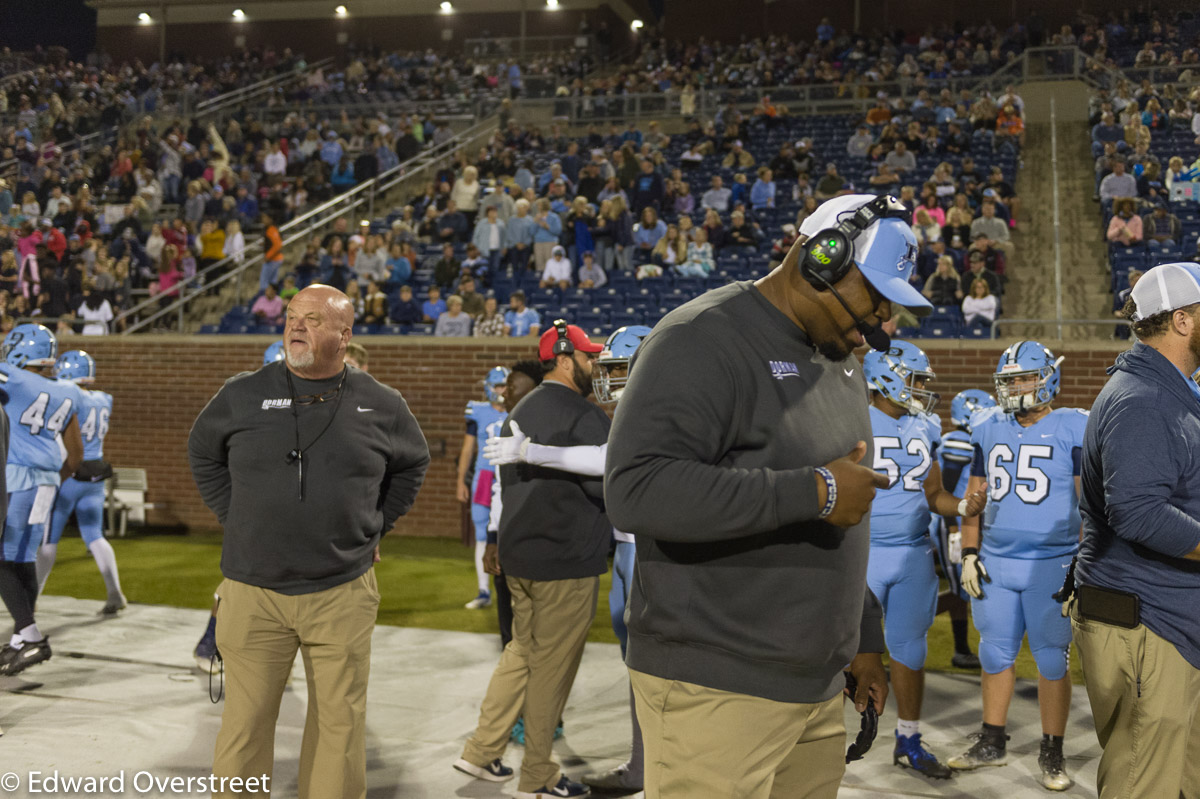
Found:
1000,82 -> 1112,342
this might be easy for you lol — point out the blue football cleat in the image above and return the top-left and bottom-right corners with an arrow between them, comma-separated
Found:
894,732 -> 952,779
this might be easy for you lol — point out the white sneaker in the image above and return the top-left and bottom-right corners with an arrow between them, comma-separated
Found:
465,590 -> 492,609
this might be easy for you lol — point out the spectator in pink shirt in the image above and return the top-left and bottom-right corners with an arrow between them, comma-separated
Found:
251,283 -> 285,325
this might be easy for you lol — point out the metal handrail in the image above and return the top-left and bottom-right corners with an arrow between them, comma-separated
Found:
191,57 -> 335,121
118,118 -> 496,335
0,125 -> 120,187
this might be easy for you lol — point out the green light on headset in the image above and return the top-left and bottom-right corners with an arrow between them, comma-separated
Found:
827,239 -> 838,247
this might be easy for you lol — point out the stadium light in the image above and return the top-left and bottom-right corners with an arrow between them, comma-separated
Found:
232,8 -> 245,19
546,0 -> 560,8
439,1 -> 453,12
335,5 -> 347,15
137,11 -> 152,23
630,19 -> 643,30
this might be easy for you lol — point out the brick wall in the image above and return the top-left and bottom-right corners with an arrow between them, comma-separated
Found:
77,336 -> 1129,537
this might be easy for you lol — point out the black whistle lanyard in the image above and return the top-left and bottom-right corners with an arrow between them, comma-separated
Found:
285,366 -> 348,501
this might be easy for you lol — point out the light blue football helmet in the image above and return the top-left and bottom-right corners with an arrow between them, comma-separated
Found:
263,340 -> 285,365
54,350 -> 97,384
863,339 -> 939,415
593,325 -> 652,404
3,323 -> 58,368
994,340 -> 1064,413
483,366 -> 511,404
950,389 -> 997,431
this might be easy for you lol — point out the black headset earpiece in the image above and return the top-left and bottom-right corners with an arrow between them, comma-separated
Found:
552,319 -> 574,356
798,195 -> 913,291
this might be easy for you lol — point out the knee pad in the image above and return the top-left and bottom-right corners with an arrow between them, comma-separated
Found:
978,637 -> 1019,675
885,634 -> 929,672
1030,644 -> 1069,681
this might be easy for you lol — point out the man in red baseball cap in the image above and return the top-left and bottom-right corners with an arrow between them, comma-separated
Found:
454,320 -> 610,798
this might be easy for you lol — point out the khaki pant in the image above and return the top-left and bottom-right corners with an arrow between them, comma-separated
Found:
212,572 -> 380,799
462,575 -> 598,792
1072,604 -> 1200,799
630,669 -> 845,799
533,241 -> 556,273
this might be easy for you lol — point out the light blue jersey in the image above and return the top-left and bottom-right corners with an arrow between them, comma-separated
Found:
0,364 -> 82,488
868,406 -> 941,545
970,407 -> 1088,559
74,387 -> 113,461
465,400 -> 507,475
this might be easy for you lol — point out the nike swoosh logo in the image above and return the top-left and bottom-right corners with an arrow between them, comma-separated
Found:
844,369 -> 855,377
357,407 -> 374,413
1040,433 -> 1052,438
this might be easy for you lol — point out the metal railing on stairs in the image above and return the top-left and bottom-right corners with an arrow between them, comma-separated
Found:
117,117 -> 497,335
189,58 -> 335,122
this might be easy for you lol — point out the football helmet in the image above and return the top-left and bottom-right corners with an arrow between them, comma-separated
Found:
3,323 -> 58,368
483,366 -> 510,404
593,325 -> 652,404
950,389 -> 997,432
994,340 -> 1063,413
263,340 -> 285,365
54,350 -> 97,384
863,340 -> 939,415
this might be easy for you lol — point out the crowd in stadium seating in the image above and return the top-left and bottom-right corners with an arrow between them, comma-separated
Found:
208,63 -> 1025,338
1086,11 -> 1200,332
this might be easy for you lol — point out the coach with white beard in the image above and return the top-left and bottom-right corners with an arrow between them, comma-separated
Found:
189,284 -> 429,798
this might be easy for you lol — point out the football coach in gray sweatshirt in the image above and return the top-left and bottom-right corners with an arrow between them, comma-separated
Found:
189,284 -> 429,799
606,195 -> 933,799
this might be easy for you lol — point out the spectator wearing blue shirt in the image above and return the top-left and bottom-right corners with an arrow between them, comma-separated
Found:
504,197 -> 536,271
320,132 -> 343,167
749,167 -> 776,211
531,198 -> 563,272
621,123 -> 644,149
331,155 -> 356,192
437,201 -> 469,243
385,242 -> 412,290
729,172 -> 750,209
1075,263 -> 1200,799
234,186 -> 259,224
633,207 -> 668,255
1091,112 -> 1126,158
507,63 -> 522,97
503,290 -> 541,337
422,285 -> 448,323
816,16 -> 834,41
376,138 -> 400,174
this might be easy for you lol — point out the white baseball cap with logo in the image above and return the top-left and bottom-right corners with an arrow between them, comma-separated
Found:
1129,262 -> 1200,321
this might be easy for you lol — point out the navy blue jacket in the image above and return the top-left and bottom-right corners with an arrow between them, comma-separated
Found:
1078,342 -> 1200,667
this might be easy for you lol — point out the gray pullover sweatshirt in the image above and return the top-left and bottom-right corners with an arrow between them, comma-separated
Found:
605,282 -> 884,704
189,362 -> 429,595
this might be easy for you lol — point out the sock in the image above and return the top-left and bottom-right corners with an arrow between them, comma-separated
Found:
627,685 -> 644,781
18,623 -> 41,644
87,539 -> 124,600
951,618 -> 971,653
9,634 -> 22,649
0,561 -> 36,631
1042,733 -> 1064,752
897,719 -> 920,738
35,543 -> 57,596
982,722 -> 1007,748
474,541 -> 488,594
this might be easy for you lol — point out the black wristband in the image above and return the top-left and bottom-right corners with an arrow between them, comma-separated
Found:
962,547 -> 979,557
486,532 -> 497,545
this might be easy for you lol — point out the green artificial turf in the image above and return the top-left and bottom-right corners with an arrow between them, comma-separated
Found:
43,533 -> 1083,684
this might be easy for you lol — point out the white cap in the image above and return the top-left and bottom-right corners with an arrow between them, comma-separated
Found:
1130,262 -> 1200,321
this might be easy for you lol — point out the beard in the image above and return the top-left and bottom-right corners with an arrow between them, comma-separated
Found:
572,357 -> 594,397
815,336 -> 854,363
286,346 -> 315,369
1189,320 -> 1200,364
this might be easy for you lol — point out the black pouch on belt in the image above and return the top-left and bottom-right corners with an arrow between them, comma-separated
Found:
1076,584 -> 1140,629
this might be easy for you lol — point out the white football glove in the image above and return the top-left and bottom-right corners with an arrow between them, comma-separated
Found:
482,420 -> 529,465
961,552 -> 991,599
